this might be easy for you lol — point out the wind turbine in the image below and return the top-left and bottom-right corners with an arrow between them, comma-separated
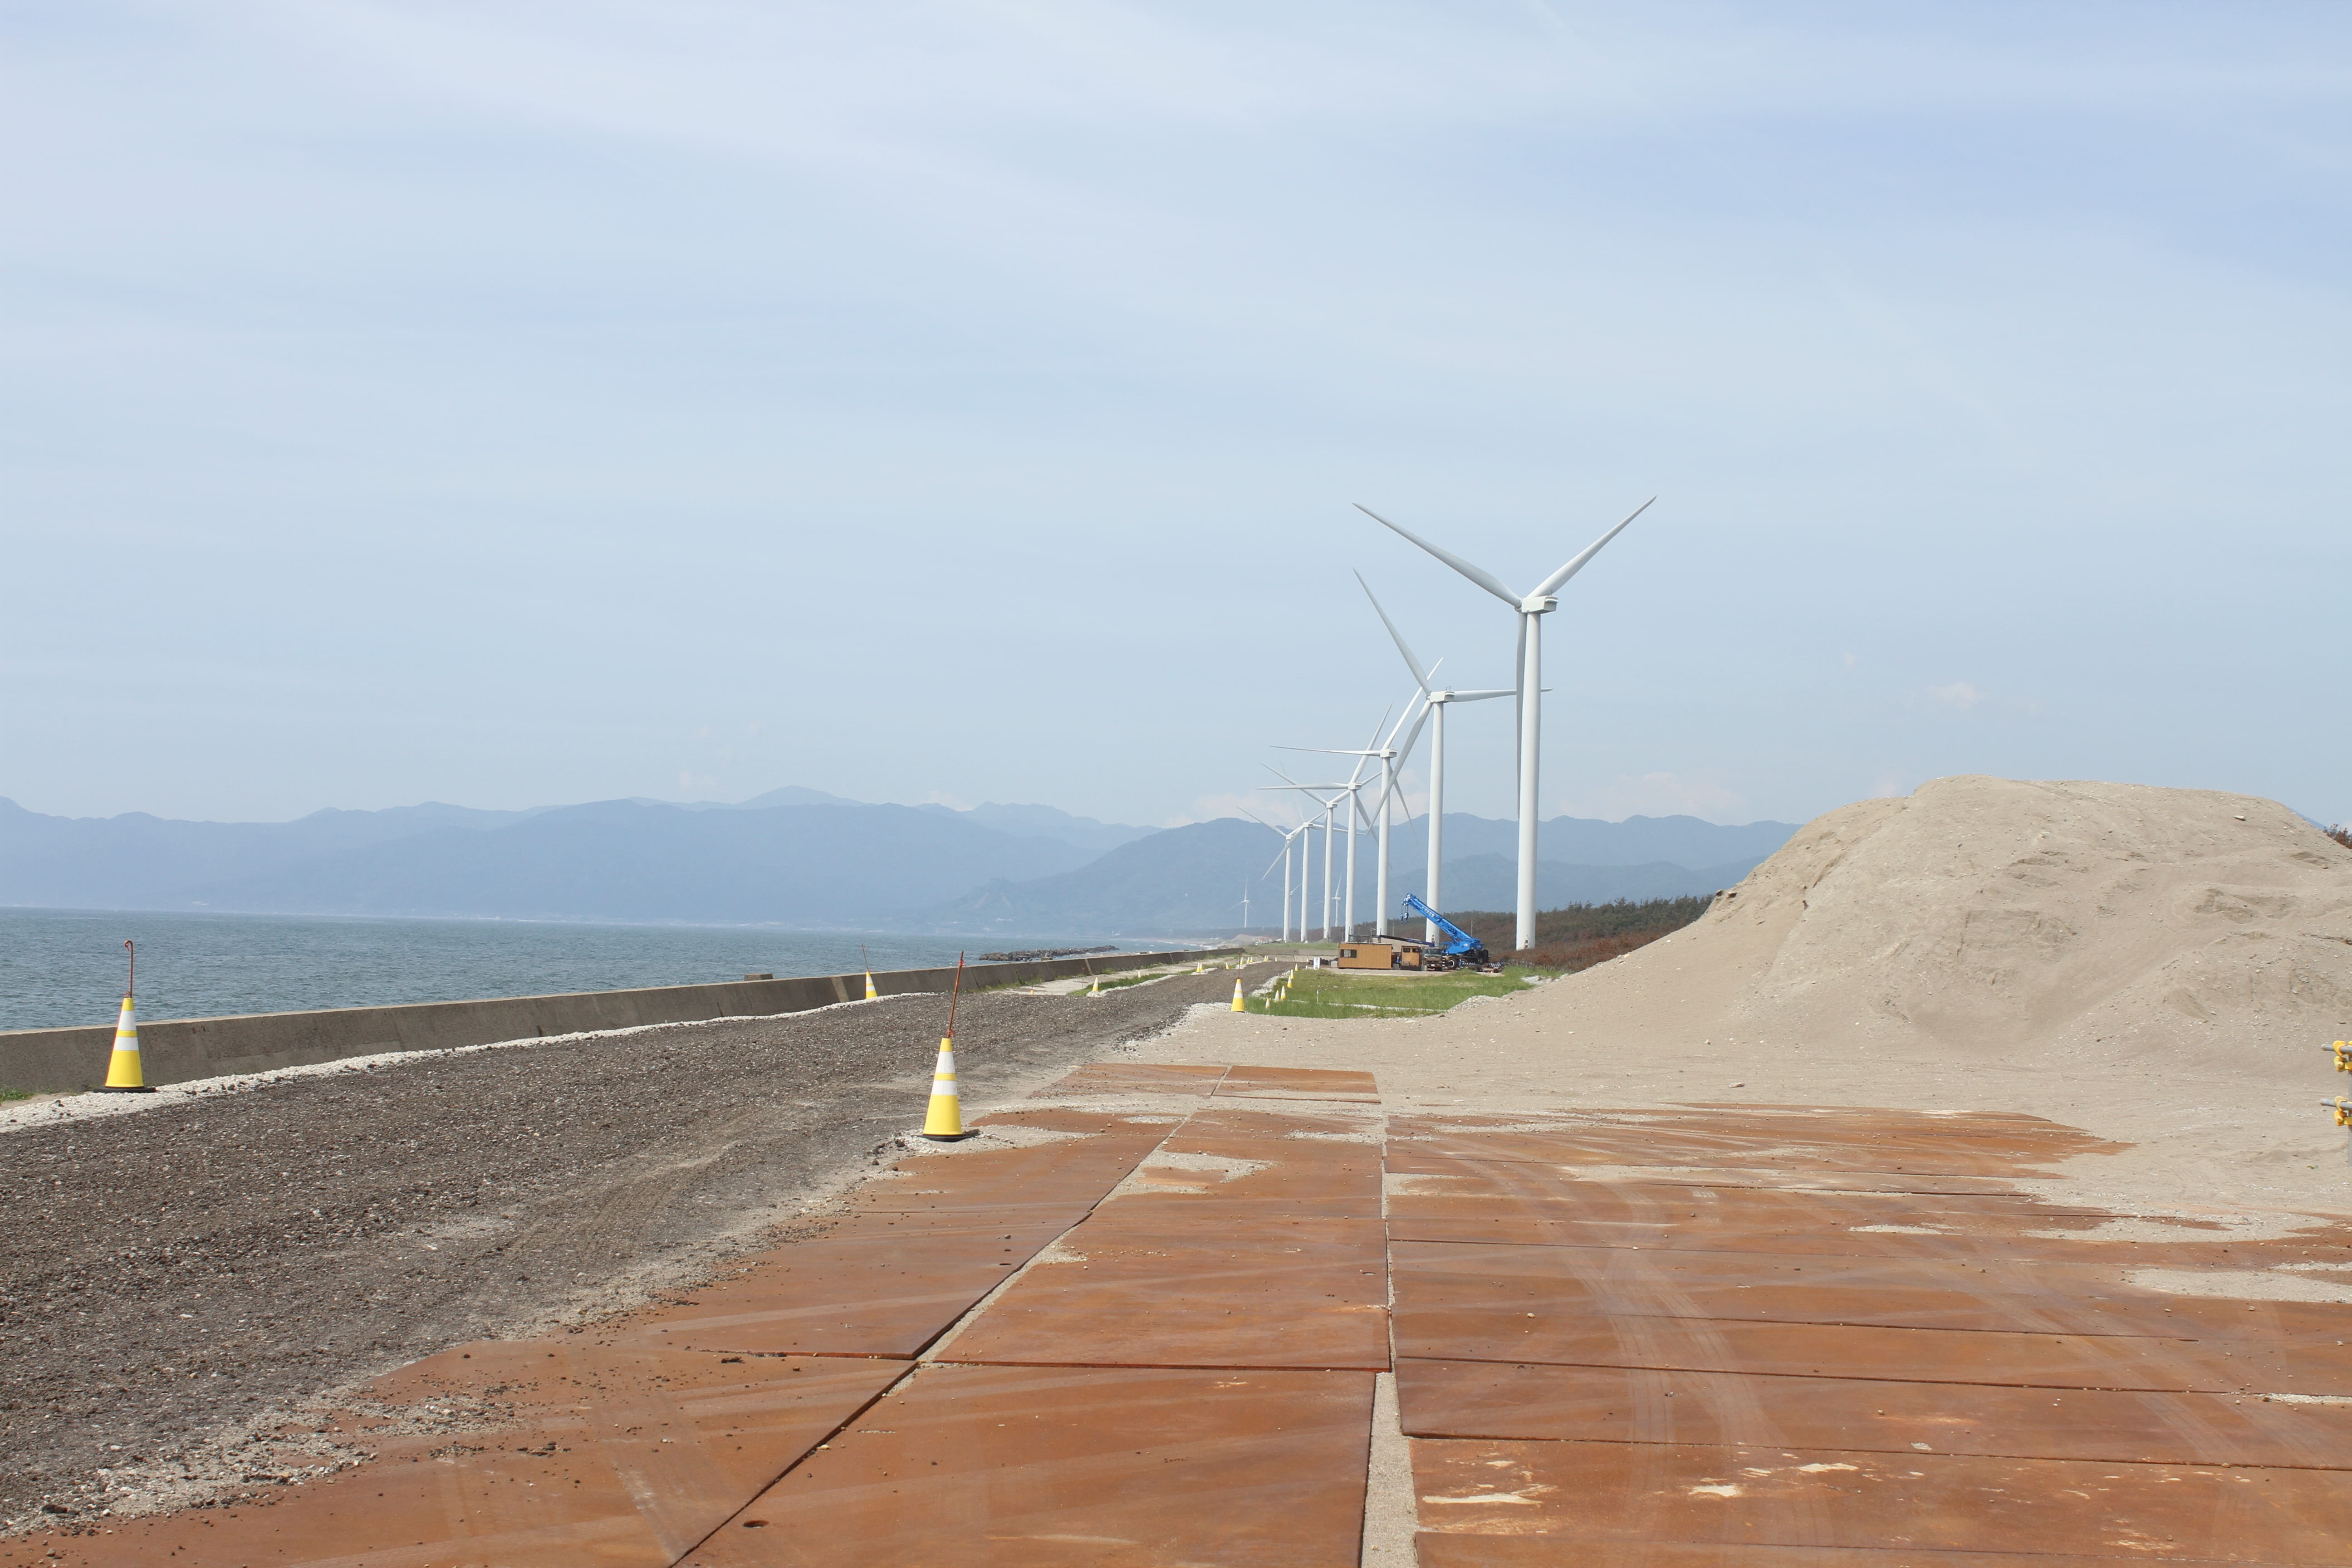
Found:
1355,573 -> 1514,940
1356,498 -> 1653,953
1276,821 -> 1310,941
1280,687 -> 1431,939
1260,770 -> 1362,941
1264,706 -> 1387,941
1242,808 -> 1310,942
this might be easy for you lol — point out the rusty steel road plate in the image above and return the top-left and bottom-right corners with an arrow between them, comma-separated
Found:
1395,1357 -> 2352,1467
1390,1239 -> 2352,1344
1213,1066 -> 1382,1102
1410,1437 -> 2350,1562
1035,1063 -> 1229,1097
942,1104 -> 1392,1370
940,1214 -> 1393,1370
1387,1313 -> 2351,1397
1390,1104 -> 2352,1563
1416,1541 -> 2265,1567
612,1219 -> 1075,1358
30,1345 -> 903,1568
1383,1146 -> 2065,1197
682,1363 -> 1376,1568
1387,1109 -> 2124,1179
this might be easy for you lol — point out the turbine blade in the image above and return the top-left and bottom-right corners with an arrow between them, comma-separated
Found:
1532,497 -> 1655,599
1354,504 -> 1521,607
1354,570 -> 1432,691
1346,706 -> 1390,787
1451,687 -> 1515,701
1380,691 -> 1421,754
1386,701 -> 1434,781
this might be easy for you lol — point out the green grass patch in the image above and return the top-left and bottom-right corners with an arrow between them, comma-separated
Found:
1249,967 -> 1541,1020
0,1086 -> 34,1102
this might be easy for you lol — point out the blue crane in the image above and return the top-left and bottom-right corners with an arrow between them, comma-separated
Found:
1401,894 -> 1493,970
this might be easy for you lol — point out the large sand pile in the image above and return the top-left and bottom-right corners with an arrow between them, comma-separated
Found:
1695,776 -> 2352,1077
1139,776 -> 2352,1216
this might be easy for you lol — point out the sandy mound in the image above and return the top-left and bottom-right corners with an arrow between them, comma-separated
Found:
1707,776 -> 2352,1079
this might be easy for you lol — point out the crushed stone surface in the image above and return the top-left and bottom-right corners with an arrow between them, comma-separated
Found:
0,964 -> 1275,1528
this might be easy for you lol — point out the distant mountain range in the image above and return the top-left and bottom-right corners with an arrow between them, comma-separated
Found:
920,818 -> 1784,935
0,791 -> 1797,936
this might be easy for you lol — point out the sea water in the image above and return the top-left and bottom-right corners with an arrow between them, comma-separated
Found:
0,908 -> 1145,1033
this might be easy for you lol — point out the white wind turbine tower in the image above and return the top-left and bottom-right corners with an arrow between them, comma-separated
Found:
1356,498 -> 1653,954
1355,573 -> 1514,940
1261,776 -> 1341,939
1273,821 -> 1310,941
1261,775 -> 1348,941
1281,687 -> 1430,939
1264,706 -> 1387,941
1261,764 -> 1371,940
1242,809 -> 1311,941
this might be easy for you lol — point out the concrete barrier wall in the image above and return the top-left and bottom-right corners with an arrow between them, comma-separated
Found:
0,947 -> 1243,1095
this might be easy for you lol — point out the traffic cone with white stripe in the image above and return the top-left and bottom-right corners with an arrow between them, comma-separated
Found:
920,1035 -> 970,1138
918,954 -> 976,1141
1231,978 -> 1246,1013
99,940 -> 153,1093
863,970 -> 878,1000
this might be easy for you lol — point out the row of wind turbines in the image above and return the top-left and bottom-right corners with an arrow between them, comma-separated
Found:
1248,497 -> 1653,955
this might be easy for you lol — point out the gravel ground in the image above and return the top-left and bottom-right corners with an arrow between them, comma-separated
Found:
0,965 -> 1275,1527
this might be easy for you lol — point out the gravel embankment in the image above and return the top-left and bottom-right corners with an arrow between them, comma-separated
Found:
0,965 -> 1273,1525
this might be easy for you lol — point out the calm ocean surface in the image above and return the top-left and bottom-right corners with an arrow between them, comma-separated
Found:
0,909 -> 1150,1033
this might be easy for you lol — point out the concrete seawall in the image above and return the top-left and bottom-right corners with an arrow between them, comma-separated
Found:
0,947 -> 1240,1095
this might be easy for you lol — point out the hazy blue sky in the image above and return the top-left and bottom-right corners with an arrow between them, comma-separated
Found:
5,2 -> 2347,831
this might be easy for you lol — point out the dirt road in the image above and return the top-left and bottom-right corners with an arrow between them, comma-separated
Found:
0,965 -> 1275,1526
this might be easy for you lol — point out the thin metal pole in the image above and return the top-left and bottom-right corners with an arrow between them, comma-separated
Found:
1374,755 -> 1393,937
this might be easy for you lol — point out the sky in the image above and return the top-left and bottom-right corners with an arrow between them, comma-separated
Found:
4,1 -> 2347,832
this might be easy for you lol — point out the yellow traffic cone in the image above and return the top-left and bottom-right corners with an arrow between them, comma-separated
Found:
1231,978 -> 1246,1013
1088,977 -> 1101,997
1194,960 -> 1205,975
99,994 -> 152,1093
863,971 -> 878,1000
918,953 -> 976,1141
919,1035 -> 970,1138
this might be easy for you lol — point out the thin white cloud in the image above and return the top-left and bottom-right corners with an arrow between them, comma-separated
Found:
1927,681 -> 1985,710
